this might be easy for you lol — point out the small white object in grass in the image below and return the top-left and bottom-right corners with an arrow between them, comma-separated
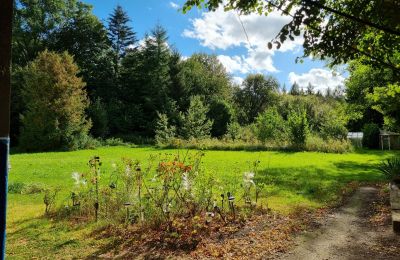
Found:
71,172 -> 86,186
243,171 -> 255,185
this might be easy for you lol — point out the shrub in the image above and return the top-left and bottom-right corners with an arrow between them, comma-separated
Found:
19,50 -> 91,151
155,113 -> 176,145
226,121 -> 241,141
21,183 -> 46,194
378,156 -> 400,183
255,107 -> 287,144
288,110 -> 309,148
305,135 -> 353,153
181,96 -> 213,139
362,123 -> 380,149
208,99 -> 234,137
8,182 -> 25,194
103,137 -> 126,146
44,187 -> 60,215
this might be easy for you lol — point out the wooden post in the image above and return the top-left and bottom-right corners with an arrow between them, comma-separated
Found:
0,0 -> 13,259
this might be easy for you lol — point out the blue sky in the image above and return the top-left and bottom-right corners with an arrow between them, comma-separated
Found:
84,0 -> 346,92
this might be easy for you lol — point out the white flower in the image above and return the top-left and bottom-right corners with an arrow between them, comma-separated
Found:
182,173 -> 191,191
243,171 -> 255,186
72,172 -> 86,186
125,165 -> 131,176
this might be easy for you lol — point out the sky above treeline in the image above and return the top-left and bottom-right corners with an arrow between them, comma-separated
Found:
84,0 -> 346,92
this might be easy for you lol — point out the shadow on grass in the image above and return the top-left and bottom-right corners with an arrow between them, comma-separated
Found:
255,160 -> 383,205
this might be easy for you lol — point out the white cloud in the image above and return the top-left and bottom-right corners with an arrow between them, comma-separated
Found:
288,68 -> 346,93
169,2 -> 179,9
183,7 -> 302,52
183,7 -> 302,75
232,76 -> 244,86
217,47 -> 277,74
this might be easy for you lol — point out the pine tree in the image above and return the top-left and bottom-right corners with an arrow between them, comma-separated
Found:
140,25 -> 172,132
181,96 -> 213,139
289,82 -> 301,95
108,5 -> 136,76
155,112 -> 176,145
282,83 -> 287,94
306,83 -> 314,95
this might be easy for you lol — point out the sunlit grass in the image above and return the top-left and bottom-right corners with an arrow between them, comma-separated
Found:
6,146 -> 399,258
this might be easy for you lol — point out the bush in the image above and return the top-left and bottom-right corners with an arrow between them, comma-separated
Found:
181,96 -> 213,140
255,107 -> 287,144
8,182 -> 25,194
362,123 -> 380,149
155,113 -> 176,145
288,110 -> 309,148
103,137 -> 126,146
22,183 -> 46,194
226,121 -> 241,141
305,135 -> 353,153
378,156 -> 400,182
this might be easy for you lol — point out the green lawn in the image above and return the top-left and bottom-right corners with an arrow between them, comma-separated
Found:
6,146 -> 399,259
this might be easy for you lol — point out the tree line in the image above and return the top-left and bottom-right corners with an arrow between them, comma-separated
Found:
12,0 -> 396,152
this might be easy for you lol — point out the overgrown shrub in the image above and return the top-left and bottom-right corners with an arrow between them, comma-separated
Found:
288,110 -> 309,148
378,156 -> 400,182
255,107 -> 287,144
305,135 -> 353,153
226,121 -> 241,141
362,123 -> 380,149
8,182 -> 25,194
103,137 -> 126,146
181,96 -> 213,140
155,113 -> 176,145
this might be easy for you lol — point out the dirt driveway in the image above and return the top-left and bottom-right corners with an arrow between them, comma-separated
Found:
281,186 -> 400,260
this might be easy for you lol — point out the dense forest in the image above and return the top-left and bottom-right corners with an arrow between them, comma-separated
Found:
10,0 -> 400,152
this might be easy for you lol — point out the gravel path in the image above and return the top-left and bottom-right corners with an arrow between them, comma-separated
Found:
281,186 -> 400,260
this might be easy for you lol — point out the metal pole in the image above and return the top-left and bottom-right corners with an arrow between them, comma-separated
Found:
0,0 -> 13,259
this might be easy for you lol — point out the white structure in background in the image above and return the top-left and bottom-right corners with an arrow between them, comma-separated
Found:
379,130 -> 400,150
347,132 -> 363,148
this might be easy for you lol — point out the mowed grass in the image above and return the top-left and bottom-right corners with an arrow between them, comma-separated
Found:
6,146 -> 399,259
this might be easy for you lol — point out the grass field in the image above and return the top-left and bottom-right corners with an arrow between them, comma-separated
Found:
6,146 -> 399,259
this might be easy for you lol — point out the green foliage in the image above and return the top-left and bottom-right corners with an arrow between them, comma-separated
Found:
345,60 -> 388,130
155,113 -> 176,145
107,4 -> 136,75
8,182 -> 26,194
19,50 -> 91,151
226,121 -> 241,141
183,0 -> 400,72
177,53 -> 232,109
289,82 -> 301,95
305,135 -> 353,154
44,187 -> 60,215
255,107 -> 287,144
102,137 -> 126,146
368,83 -> 400,132
208,99 -> 234,137
234,74 -> 279,125
288,110 -> 309,148
181,96 -> 213,139
320,109 -> 348,140
362,123 -> 380,149
378,156 -> 400,182
88,98 -> 109,138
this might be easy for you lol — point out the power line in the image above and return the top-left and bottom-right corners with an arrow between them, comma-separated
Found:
235,11 -> 253,50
